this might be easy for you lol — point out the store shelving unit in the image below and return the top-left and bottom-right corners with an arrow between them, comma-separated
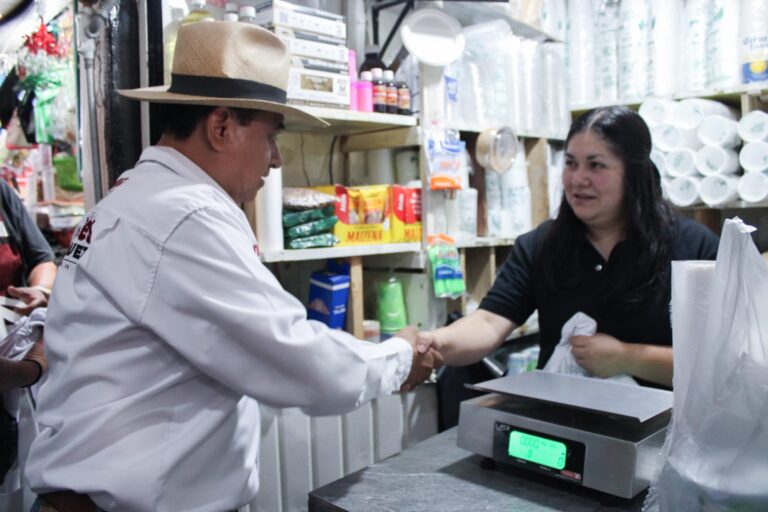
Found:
288,106 -> 417,135
261,242 -> 421,263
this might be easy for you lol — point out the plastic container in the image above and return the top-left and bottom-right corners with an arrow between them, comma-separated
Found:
377,278 -> 408,334
383,70 -> 398,114
359,45 -> 386,74
371,68 -> 387,113
182,1 -> 214,25
356,71 -> 373,112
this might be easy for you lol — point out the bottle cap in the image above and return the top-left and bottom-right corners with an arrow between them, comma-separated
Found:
239,5 -> 256,18
371,68 -> 383,79
225,2 -> 238,12
360,71 -> 373,81
383,70 -> 395,81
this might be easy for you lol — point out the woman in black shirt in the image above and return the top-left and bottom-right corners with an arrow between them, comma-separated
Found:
416,106 -> 718,388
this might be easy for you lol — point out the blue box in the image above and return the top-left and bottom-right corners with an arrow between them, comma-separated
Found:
307,271 -> 350,329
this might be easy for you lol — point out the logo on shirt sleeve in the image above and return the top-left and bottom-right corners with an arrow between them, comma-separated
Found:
63,215 -> 96,267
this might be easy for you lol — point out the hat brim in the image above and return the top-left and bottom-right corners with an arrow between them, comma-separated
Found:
118,86 -> 330,128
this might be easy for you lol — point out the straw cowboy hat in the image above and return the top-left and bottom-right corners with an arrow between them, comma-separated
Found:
119,21 -> 328,127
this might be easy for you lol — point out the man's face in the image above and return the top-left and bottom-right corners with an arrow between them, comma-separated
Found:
230,111 -> 284,203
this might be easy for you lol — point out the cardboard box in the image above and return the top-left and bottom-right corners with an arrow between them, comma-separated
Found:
255,0 -> 347,40
287,67 -> 350,107
333,185 -> 391,246
290,56 -> 349,74
390,185 -> 422,243
307,271 -> 350,329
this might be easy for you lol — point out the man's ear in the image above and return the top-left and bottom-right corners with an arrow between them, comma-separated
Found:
205,107 -> 232,152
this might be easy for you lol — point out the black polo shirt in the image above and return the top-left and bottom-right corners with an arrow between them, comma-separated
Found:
479,216 -> 719,387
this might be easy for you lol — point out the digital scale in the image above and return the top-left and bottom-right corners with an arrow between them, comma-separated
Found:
457,371 -> 673,499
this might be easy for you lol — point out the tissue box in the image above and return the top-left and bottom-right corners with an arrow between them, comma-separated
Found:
307,271 -> 350,329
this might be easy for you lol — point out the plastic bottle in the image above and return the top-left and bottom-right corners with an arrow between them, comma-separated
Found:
357,70 -> 373,112
397,82 -> 411,115
238,6 -> 257,23
181,1 -> 215,26
371,68 -> 387,113
383,70 -> 398,114
224,2 -> 239,22
359,44 -> 387,74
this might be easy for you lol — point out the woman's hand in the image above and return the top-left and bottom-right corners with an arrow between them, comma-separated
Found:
6,285 -> 48,315
570,333 -> 628,377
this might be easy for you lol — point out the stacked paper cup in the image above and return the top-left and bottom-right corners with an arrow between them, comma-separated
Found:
643,98 -> 742,207
737,110 -> 768,203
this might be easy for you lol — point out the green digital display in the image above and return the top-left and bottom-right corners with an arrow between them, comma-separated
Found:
507,430 -> 567,470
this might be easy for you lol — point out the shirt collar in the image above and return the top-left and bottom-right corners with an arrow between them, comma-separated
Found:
137,146 -> 234,204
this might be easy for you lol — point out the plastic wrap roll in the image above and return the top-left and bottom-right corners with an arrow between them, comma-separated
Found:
458,188 -> 478,242
541,0 -> 567,41
706,0 -> 741,89
255,167 -> 284,253
680,0 -> 709,93
699,174 -> 739,206
665,148 -> 699,177
367,148 -> 395,184
739,0 -> 768,83
648,0 -> 682,95
617,0 -> 649,100
695,146 -> 740,176
520,40 -> 544,134
543,43 -> 570,138
740,141 -> 768,173
639,98 -> 678,127
667,175 -> 702,206
738,110 -> 768,143
566,0 -> 596,106
697,115 -> 741,148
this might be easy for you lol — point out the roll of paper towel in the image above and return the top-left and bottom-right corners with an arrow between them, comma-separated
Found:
255,167 -> 284,253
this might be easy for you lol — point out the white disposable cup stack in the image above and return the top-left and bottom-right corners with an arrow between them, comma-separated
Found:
699,174 -> 739,206
639,98 -> 678,127
674,98 -> 736,131
652,124 -> 702,152
737,110 -> 768,143
665,148 -> 698,177
738,172 -> 768,203
667,176 -> 702,207
697,115 -> 741,148
739,141 -> 768,173
695,146 -> 740,176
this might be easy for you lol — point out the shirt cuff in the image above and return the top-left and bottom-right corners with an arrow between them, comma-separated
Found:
356,337 -> 413,406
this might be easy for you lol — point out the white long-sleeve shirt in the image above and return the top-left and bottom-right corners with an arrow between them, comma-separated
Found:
25,146 -> 412,512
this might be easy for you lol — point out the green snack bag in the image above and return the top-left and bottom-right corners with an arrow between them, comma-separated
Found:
282,205 -> 336,228
285,216 -> 338,240
287,233 -> 339,250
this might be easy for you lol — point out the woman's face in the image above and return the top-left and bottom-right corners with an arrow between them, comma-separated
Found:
563,130 -> 626,232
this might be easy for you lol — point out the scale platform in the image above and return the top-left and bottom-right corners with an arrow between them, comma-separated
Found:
457,371 -> 672,499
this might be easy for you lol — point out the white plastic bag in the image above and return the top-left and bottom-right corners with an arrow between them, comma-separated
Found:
543,312 -> 637,386
645,218 -> 768,510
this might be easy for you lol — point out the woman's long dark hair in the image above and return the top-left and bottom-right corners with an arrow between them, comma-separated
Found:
539,106 -> 676,308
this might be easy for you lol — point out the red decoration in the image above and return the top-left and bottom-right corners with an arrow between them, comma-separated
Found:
23,20 -> 65,58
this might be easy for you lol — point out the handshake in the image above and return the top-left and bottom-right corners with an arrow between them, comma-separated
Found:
393,326 -> 443,392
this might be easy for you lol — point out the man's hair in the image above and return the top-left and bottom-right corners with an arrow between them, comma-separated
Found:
156,103 -> 262,139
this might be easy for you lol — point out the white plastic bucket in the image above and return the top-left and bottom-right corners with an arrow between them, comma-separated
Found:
694,146 -> 740,176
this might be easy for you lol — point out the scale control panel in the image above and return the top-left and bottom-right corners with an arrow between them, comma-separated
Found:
492,421 -> 586,483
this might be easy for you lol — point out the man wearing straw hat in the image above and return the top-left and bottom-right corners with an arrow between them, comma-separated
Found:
24,22 -> 435,512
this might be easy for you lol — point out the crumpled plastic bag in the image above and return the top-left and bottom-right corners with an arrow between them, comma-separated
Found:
644,218 -> 768,511
542,311 -> 637,386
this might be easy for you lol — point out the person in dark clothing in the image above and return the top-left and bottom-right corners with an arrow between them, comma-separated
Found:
417,106 -> 718,388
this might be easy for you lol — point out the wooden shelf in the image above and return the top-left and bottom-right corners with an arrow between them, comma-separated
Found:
456,236 -> 517,249
570,84 -> 768,114
262,242 -> 422,263
286,106 -> 417,136
451,124 -> 567,141
682,200 -> 768,210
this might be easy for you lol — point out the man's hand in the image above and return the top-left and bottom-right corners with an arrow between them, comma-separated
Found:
7,285 -> 48,315
397,326 -> 441,392
570,333 -> 628,378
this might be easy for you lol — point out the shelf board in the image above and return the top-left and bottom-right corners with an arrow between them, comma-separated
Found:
262,242 -> 422,263
456,236 -> 517,249
682,199 -> 768,210
451,124 -> 566,141
286,106 -> 417,135
570,84 -> 768,114
440,2 -> 560,42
